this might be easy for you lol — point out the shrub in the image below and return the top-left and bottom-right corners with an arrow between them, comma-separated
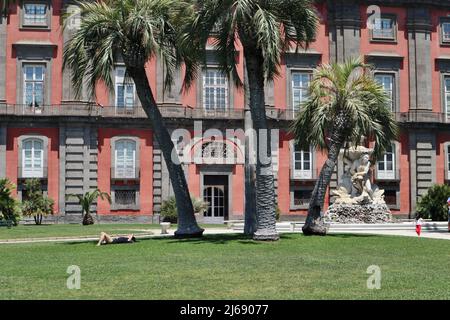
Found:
160,196 -> 178,223
22,179 -> 54,225
160,196 -> 209,223
192,197 -> 209,215
0,179 -> 21,226
416,184 -> 450,221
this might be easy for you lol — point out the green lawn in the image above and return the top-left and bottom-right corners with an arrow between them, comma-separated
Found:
0,233 -> 449,299
0,223 -> 222,240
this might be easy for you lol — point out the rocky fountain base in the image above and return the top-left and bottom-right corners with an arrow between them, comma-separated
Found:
325,203 -> 392,224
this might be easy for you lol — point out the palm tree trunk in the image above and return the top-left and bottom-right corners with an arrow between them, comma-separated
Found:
302,114 -> 347,236
126,65 -> 204,238
244,52 -> 279,241
243,59 -> 257,235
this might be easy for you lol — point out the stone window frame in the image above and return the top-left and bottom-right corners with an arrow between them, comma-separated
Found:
374,141 -> 401,182
378,184 -> 400,210
110,63 -> 141,108
17,135 -> 49,201
372,69 -> 400,113
284,52 -> 321,118
440,72 -> 450,117
110,136 -> 141,181
439,17 -> 450,46
110,184 -> 140,211
444,142 -> 450,181
374,72 -> 396,112
196,50 -> 235,110
370,14 -> 398,43
16,58 -> 52,106
19,0 -> 52,30
17,134 -> 48,179
110,135 -> 141,211
290,184 -> 314,210
289,140 -> 316,180
287,68 -> 313,114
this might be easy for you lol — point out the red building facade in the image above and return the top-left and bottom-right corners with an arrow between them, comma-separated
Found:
0,0 -> 449,222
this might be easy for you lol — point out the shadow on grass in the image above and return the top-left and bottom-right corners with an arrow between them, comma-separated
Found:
61,232 -> 383,247
163,233 -> 301,245
326,233 -> 381,239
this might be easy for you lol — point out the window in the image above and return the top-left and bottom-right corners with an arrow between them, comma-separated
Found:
441,21 -> 450,43
24,64 -> 45,107
291,71 -> 311,113
203,68 -> 228,111
115,67 -> 135,108
293,189 -> 312,207
372,17 -> 396,40
447,145 -> 450,179
293,144 -> 312,179
115,189 -> 137,206
445,76 -> 450,119
22,139 -> 44,178
114,140 -> 136,179
375,73 -> 394,111
384,189 -> 397,206
377,144 -> 395,180
23,3 -> 47,26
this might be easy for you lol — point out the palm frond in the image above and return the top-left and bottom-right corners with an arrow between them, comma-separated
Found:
291,56 -> 399,157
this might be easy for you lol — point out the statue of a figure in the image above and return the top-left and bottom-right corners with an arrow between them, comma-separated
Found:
332,144 -> 385,205
350,152 -> 372,199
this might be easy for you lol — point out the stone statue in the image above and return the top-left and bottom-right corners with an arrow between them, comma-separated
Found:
326,143 -> 391,224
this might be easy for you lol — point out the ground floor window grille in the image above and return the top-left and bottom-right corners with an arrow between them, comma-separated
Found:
115,189 -> 136,206
293,189 -> 312,206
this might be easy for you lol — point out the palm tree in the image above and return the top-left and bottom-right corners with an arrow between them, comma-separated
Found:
68,189 -> 111,225
21,178 -> 54,225
291,57 -> 399,235
63,0 -> 204,237
182,0 -> 318,240
0,178 -> 21,226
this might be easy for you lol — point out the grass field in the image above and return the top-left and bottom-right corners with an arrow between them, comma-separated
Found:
1,233 -> 449,299
0,223 -> 221,240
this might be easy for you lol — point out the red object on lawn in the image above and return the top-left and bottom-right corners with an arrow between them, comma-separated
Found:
416,225 -> 422,236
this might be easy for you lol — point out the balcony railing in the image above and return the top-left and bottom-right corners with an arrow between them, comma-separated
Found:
2,103 -> 450,124
17,166 -> 48,179
291,168 -> 320,181
111,166 -> 140,181
373,168 -> 401,182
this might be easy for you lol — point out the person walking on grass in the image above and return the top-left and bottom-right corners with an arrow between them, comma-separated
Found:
97,232 -> 137,246
415,215 -> 424,237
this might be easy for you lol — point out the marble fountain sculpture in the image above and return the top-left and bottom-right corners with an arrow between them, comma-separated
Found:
325,145 -> 392,224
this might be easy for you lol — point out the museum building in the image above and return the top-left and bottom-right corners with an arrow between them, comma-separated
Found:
0,0 -> 450,222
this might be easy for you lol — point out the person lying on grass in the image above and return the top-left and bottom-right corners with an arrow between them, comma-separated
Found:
97,232 -> 137,246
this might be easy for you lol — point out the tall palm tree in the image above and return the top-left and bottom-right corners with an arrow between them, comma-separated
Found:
182,0 -> 318,240
68,189 -> 111,225
291,57 -> 399,235
63,0 -> 204,237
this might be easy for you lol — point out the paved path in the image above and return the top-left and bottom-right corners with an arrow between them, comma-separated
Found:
327,229 -> 450,240
0,226 -> 449,244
